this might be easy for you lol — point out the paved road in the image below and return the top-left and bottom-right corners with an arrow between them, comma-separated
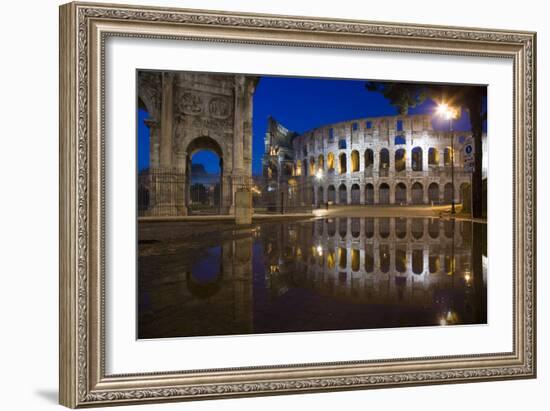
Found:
139,204 -> 486,223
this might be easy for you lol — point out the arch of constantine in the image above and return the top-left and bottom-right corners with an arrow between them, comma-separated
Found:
137,71 -> 258,216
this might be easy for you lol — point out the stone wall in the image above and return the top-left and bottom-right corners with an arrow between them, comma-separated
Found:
138,71 -> 258,216
262,114 -> 487,208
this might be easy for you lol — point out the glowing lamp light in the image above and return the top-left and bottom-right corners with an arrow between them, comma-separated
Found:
316,245 -> 323,256
436,102 -> 459,120
315,169 -> 324,180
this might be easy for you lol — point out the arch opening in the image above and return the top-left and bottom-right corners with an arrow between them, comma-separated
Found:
188,145 -> 222,215
412,147 -> 423,171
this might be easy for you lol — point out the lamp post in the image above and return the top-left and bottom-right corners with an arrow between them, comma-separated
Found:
436,103 -> 458,214
315,169 -> 324,209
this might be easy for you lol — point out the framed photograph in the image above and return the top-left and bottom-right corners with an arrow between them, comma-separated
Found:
59,1 -> 537,408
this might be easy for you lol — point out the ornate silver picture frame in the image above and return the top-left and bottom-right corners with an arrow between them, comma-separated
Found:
59,1 -> 536,408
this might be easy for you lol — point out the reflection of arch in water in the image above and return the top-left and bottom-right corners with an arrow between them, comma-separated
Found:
351,218 -> 360,238
339,218 -> 347,238
327,249 -> 336,269
411,218 -> 424,239
443,220 -> 454,238
187,246 -> 223,299
351,249 -> 360,272
444,252 -> 455,274
395,218 -> 407,239
327,219 -> 336,236
379,244 -> 390,273
379,218 -> 390,238
395,246 -> 407,273
428,219 -> 440,238
365,244 -> 374,272
429,248 -> 441,273
365,217 -> 374,238
338,247 -> 347,269
412,249 -> 423,274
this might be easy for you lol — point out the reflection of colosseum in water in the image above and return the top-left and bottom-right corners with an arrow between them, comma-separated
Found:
261,217 -> 486,330
138,216 -> 486,338
261,114 -> 487,209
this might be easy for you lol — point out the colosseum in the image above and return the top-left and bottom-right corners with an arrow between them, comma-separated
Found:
261,114 -> 487,210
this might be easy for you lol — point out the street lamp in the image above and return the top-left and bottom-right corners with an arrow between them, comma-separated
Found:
436,102 -> 459,214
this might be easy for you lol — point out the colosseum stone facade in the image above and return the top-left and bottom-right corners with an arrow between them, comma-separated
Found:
261,114 -> 487,210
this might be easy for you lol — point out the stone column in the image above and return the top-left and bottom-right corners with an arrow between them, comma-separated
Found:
233,76 -> 245,174
153,72 -> 177,215
173,151 -> 187,215
373,149 -> 379,178
242,78 -> 256,177
145,118 -> 160,168
160,72 -> 174,168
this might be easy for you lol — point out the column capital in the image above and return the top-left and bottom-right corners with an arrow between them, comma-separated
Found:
144,118 -> 159,129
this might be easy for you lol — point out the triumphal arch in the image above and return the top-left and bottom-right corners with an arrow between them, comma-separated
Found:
137,70 -> 258,216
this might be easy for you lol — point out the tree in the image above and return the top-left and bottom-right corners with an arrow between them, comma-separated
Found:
366,82 -> 486,218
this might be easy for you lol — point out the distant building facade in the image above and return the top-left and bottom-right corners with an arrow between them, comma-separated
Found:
261,114 -> 487,210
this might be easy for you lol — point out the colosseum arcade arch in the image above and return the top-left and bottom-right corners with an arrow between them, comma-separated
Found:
137,71 -> 258,216
379,183 -> 390,204
411,182 -> 424,204
351,184 -> 360,204
379,149 -> 390,177
365,183 -> 374,204
338,184 -> 348,204
395,182 -> 407,204
327,185 -> 336,203
351,150 -> 360,172
428,182 -> 440,204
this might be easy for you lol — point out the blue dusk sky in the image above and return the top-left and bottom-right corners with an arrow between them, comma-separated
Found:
137,76 -> 485,175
